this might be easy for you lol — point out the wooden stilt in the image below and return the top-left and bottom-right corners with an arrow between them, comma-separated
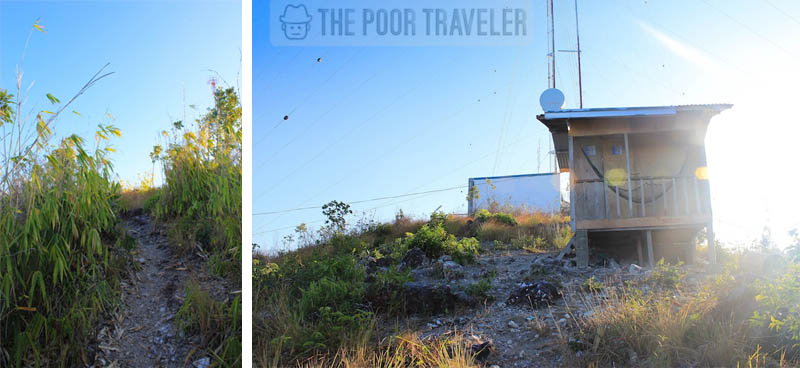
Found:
708,222 -> 716,264
575,230 -> 589,268
646,230 -> 655,267
636,234 -> 644,266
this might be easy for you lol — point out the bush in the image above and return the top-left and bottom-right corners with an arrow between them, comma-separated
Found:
299,278 -> 365,319
474,209 -> 518,226
150,87 -> 241,280
646,259 -> 686,288
465,278 -> 494,302
406,223 -> 450,259
583,276 -> 605,292
751,264 -> 800,347
0,124 -> 128,366
366,266 -> 414,314
445,236 -> 481,265
175,282 -> 241,366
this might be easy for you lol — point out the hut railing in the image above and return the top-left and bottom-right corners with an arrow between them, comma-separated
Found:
574,175 -> 711,220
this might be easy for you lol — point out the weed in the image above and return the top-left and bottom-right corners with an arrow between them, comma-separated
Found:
175,282 -> 242,366
150,87 -> 241,280
646,259 -> 686,288
465,278 -> 494,302
583,276 -> 605,292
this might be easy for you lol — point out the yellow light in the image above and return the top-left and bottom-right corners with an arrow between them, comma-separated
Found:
605,168 -> 628,187
695,166 -> 709,180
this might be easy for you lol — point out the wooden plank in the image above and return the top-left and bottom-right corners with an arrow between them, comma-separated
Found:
602,180 -> 608,219
569,134 -> 576,231
637,234 -> 644,265
567,115 -> 707,137
651,180 -> 656,215
576,214 -> 712,230
640,178 -> 645,217
672,178 -> 678,216
624,133 -> 633,217
575,230 -> 589,268
646,230 -> 655,267
683,176 -> 690,215
694,177 -> 701,213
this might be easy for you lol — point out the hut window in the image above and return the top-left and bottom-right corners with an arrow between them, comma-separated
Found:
611,145 -> 623,155
583,145 -> 596,156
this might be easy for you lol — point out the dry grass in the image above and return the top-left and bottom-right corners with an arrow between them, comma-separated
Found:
568,266 -> 797,367
288,332 -> 478,368
119,187 -> 158,212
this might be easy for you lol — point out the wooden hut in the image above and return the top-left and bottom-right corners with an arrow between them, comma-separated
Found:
536,104 -> 731,267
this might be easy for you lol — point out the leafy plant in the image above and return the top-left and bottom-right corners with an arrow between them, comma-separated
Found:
646,259 -> 686,288
150,87 -> 241,281
322,200 -> 352,235
175,282 -> 242,366
583,276 -> 605,292
465,278 -> 494,302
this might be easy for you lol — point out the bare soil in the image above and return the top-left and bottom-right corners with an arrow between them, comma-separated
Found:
91,213 -> 224,368
387,246 -> 706,368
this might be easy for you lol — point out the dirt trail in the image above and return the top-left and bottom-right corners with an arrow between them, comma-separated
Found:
93,213 -> 206,368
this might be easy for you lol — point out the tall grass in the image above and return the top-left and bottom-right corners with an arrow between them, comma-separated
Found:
150,86 -> 242,275
149,86 -> 242,365
0,97 -> 130,365
570,258 -> 800,367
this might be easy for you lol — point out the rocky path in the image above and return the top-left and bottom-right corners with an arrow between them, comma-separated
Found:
93,213 -> 208,368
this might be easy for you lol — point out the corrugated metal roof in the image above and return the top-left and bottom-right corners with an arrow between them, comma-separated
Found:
541,104 -> 731,120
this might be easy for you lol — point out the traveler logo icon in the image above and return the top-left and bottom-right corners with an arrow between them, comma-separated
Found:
280,4 -> 312,40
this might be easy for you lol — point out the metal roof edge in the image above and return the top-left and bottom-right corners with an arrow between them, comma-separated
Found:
540,103 -> 732,120
469,172 -> 560,181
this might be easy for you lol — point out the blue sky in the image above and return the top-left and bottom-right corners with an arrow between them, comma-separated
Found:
254,0 -> 800,252
1,0 -> 241,186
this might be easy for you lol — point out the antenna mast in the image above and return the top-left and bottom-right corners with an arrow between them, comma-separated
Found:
574,0 -> 583,108
547,0 -> 556,89
556,0 -> 585,108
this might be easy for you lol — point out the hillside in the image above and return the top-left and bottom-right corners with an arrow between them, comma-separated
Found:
255,207 -> 800,367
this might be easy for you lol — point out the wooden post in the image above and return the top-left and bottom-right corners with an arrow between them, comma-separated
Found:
651,180 -> 656,215
602,180 -> 608,218
624,133 -> 633,217
683,177 -> 690,214
672,177 -> 678,216
636,234 -> 644,266
640,178 -> 645,217
568,133 -> 576,231
575,230 -> 589,268
708,222 -> 717,264
646,230 -> 655,267
694,177 -> 701,214
615,186 -> 621,218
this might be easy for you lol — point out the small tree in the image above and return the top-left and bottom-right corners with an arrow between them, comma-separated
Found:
322,200 -> 352,235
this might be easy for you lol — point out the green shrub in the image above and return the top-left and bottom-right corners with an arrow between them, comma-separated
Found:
474,209 -> 493,222
151,87 -> 241,280
0,123 -> 128,366
445,237 -> 481,265
751,264 -> 800,345
474,209 -> 518,226
366,266 -> 414,315
299,277 -> 365,319
583,276 -> 605,292
406,223 -> 450,259
175,282 -> 241,366
646,259 -> 686,288
465,278 -> 494,302
492,212 -> 518,226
